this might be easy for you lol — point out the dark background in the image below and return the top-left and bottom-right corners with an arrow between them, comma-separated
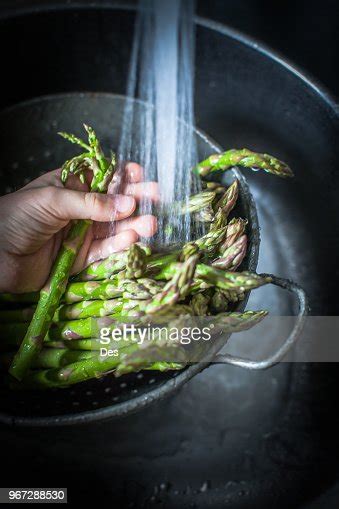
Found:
0,1 -> 338,508
0,0 -> 338,96
198,0 -> 339,97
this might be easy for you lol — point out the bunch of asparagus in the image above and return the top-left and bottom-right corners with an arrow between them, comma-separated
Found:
0,128 -> 293,389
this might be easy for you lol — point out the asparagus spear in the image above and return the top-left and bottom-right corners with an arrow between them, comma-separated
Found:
212,180 -> 239,228
125,243 -> 147,279
190,292 -> 211,315
194,226 -> 227,255
1,314 -> 118,342
144,254 -> 199,314
180,191 -> 216,214
63,277 -> 164,303
9,125 -> 115,380
156,261 -> 271,293
196,265 -> 271,292
212,235 -> 247,271
211,289 -> 230,312
159,191 -> 216,218
1,338 -> 103,352
73,244 -> 151,282
0,298 -> 124,323
31,348 -> 94,369
72,250 -> 173,283
46,339 -> 103,351
220,218 -> 247,252
194,205 -> 215,223
54,299 -> 123,320
193,148 -> 293,178
202,181 -> 226,194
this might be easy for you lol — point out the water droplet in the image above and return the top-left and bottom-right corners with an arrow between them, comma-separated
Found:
159,482 -> 171,492
200,481 -> 211,493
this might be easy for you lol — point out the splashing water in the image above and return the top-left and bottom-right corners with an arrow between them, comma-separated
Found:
118,0 -> 202,246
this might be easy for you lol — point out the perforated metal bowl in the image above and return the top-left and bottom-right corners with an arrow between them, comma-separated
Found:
0,93 -> 306,426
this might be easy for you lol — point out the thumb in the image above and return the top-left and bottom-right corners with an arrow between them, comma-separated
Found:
42,186 -> 136,223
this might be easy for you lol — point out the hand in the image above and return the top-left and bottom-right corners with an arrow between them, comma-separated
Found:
0,163 -> 158,293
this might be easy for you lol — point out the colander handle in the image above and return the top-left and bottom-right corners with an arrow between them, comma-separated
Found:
214,274 -> 308,370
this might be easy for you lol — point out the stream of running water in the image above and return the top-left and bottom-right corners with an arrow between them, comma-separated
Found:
118,0 -> 201,246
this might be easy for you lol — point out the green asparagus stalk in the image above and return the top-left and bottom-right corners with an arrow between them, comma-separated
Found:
190,292 -> 211,315
1,315 -> 118,342
194,204 -> 215,223
212,235 -> 247,271
202,181 -> 226,194
54,299 -> 124,320
144,254 -> 199,314
194,226 -> 227,255
31,348 -> 94,369
220,218 -> 247,252
212,179 -> 239,228
0,298 -> 124,323
196,265 -> 271,292
1,348 -> 93,369
211,309 -> 268,333
125,243 -> 147,279
73,244 -> 151,282
211,289 -> 230,312
9,125 -> 115,380
1,338 -> 103,352
158,191 -> 216,218
63,277 -> 164,303
193,148 -> 293,178
180,191 -> 216,214
45,339 -> 103,351
156,262 -> 271,293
